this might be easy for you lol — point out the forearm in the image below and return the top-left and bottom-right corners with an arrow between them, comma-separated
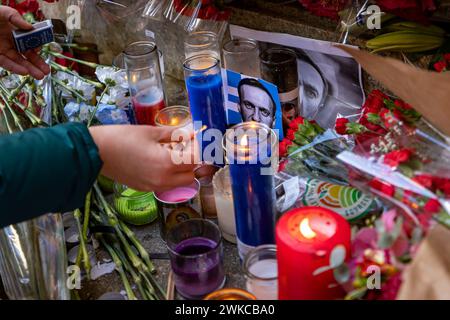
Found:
0,122 -> 103,228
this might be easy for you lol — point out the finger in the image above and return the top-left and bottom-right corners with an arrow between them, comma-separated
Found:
4,50 -> 45,79
167,171 -> 196,189
24,50 -> 50,75
0,7 -> 32,30
0,55 -> 29,75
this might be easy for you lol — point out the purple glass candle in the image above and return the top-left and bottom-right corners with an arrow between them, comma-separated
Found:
166,219 -> 225,299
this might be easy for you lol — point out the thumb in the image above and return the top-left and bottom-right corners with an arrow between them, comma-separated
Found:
0,7 -> 32,30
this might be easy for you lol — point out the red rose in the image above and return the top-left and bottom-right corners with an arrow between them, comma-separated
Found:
444,54 -> 450,63
434,60 -> 447,73
424,199 -> 441,213
369,178 -> 395,197
383,149 -> 413,167
335,118 -> 349,135
288,116 -> 305,130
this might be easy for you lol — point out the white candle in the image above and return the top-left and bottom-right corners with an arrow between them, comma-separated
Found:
212,166 -> 237,243
245,259 -> 278,300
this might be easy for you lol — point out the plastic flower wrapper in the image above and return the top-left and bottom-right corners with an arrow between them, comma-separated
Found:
279,116 -> 354,185
143,0 -> 231,37
96,0 -> 149,23
0,214 -> 69,299
337,129 -> 450,231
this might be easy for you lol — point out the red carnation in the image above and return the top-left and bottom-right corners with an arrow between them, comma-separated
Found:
286,128 -> 296,141
413,174 -> 434,189
444,54 -> 450,62
434,60 -> 447,73
394,99 -> 413,111
434,177 -> 450,197
279,139 -> 294,158
289,116 -> 305,130
364,89 -> 388,114
424,199 -> 441,213
335,118 -> 349,135
383,149 -> 413,167
369,178 -> 395,197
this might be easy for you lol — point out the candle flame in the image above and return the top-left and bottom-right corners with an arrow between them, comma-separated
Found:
299,218 -> 316,239
240,135 -> 249,146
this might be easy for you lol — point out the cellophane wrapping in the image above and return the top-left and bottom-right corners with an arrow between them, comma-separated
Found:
0,214 -> 69,300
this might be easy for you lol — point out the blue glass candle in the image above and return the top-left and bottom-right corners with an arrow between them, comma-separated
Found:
224,122 -> 277,260
184,55 -> 227,161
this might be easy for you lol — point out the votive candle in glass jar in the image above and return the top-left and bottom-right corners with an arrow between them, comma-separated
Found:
184,31 -> 221,61
124,41 -> 166,125
155,105 -> 192,130
223,39 -> 261,78
204,288 -> 256,300
244,245 -> 278,300
166,219 -> 226,299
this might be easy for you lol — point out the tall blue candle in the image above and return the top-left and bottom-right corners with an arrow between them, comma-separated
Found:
184,55 -> 227,162
225,122 -> 277,259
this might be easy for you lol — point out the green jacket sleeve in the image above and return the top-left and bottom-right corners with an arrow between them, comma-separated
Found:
0,122 -> 103,228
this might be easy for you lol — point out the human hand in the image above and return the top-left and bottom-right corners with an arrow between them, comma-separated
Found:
89,125 -> 199,192
0,6 -> 50,79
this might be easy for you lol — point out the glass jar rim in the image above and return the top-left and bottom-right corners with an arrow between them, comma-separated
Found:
185,31 -> 218,47
183,54 -> 220,72
154,179 -> 200,205
223,39 -> 258,54
260,47 -> 297,66
243,244 -> 278,281
155,106 -> 191,127
222,121 -> 277,153
166,218 -> 223,259
124,41 -> 157,57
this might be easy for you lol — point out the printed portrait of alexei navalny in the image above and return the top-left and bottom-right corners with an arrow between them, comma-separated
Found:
237,78 -> 276,129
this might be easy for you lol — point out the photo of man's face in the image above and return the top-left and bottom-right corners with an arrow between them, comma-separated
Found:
238,83 -> 275,128
299,59 -> 326,119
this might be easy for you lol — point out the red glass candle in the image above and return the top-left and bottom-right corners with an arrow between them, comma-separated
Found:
276,206 -> 351,300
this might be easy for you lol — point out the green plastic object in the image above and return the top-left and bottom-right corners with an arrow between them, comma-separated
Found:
114,184 -> 158,225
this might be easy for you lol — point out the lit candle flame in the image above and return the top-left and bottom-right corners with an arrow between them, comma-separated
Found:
240,134 -> 249,146
299,218 -> 316,239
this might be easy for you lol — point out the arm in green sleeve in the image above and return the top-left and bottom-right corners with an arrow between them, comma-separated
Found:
0,122 -> 103,228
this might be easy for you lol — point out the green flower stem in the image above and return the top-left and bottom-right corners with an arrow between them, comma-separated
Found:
76,191 -> 92,267
114,245 -> 153,300
50,61 -> 104,89
74,209 -> 91,279
46,50 -> 104,69
0,93 -> 23,132
58,43 -> 100,53
50,76 -> 89,102
87,84 -> 109,127
99,236 -> 137,300
0,102 -> 12,134
7,76 -> 31,103
0,83 -> 43,126
119,221 -> 156,274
